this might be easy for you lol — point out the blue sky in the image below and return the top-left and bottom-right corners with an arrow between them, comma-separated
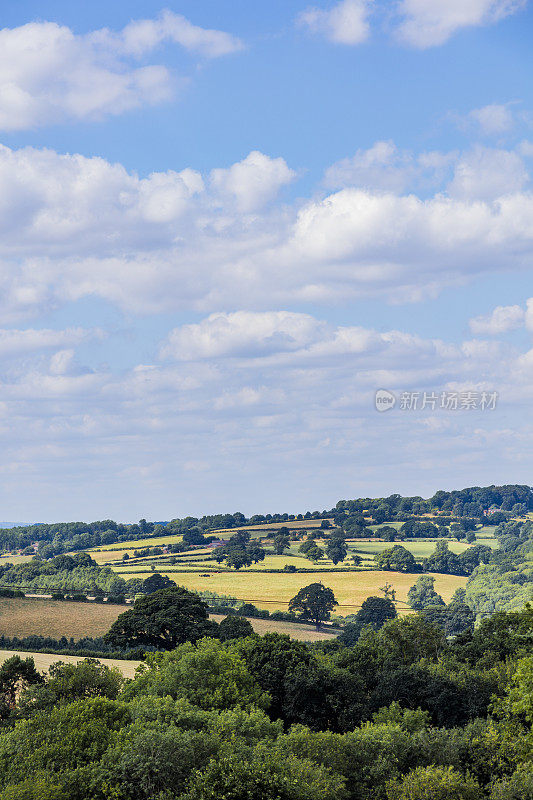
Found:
0,0 -> 532,521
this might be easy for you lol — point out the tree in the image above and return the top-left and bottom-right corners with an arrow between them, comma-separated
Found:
424,541 -> 463,575
218,615 -> 254,641
407,576 -> 445,610
375,545 -> 419,573
273,531 -> 290,554
289,583 -> 337,630
182,528 -> 206,545
184,751 -> 345,800
386,766 -> 483,800
376,526 -> 399,542
105,587 -> 216,650
142,573 -> 176,594
122,638 -> 268,711
0,656 -> 43,719
19,659 -> 123,714
326,539 -> 347,564
236,633 -> 316,720
301,544 -> 324,562
355,596 -> 397,630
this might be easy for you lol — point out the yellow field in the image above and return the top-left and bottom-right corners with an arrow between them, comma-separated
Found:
0,597 -> 125,639
89,533 -> 184,552
111,569 -> 467,613
0,649 -> 141,678
0,598 -> 337,643
214,519 -> 333,534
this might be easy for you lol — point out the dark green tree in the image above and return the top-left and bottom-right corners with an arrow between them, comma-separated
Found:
355,596 -> 397,630
142,573 -> 176,594
218,615 -> 254,641
105,587 -> 215,650
326,539 -> 347,564
375,545 -> 419,573
288,583 -> 337,630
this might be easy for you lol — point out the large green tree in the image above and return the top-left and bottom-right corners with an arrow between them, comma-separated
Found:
105,587 -> 216,650
288,583 -> 337,630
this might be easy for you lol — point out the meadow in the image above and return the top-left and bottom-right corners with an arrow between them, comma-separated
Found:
111,568 -> 467,612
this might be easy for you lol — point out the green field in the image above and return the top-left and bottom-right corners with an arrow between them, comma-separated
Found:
349,539 -> 490,558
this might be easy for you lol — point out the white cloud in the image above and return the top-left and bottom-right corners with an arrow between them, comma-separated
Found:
323,140 -> 456,192
467,103 -> 515,135
298,0 -> 372,45
0,327 -> 101,359
447,146 -> 529,199
102,9 -> 244,59
469,304 -> 526,334
395,0 -> 527,48
3,306 -> 533,518
0,142 -> 531,320
210,151 -> 296,212
0,13 -> 243,130
160,311 -> 326,360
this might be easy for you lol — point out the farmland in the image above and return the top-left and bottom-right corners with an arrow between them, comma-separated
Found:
110,568 -> 467,612
0,649 -> 141,678
0,597 -> 338,642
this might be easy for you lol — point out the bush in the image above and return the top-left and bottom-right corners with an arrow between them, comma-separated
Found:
0,588 -> 24,598
386,766 -> 483,800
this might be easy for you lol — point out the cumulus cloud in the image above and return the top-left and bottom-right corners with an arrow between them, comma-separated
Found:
469,304 -> 526,334
0,12 -> 243,130
394,0 -> 527,48
323,140 -> 456,192
2,306 -> 533,517
210,151 -> 296,212
298,0 -> 372,45
160,311 -> 326,360
447,146 -> 529,199
0,141 -> 531,320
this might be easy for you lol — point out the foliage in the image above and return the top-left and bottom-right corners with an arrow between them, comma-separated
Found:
105,587 -> 215,650
386,766 -> 483,800
408,576 -> 446,609
289,583 -> 338,629
375,545 -> 420,573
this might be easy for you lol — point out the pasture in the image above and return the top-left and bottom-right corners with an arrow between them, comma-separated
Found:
111,569 -> 467,613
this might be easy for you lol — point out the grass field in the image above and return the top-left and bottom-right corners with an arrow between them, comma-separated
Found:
0,649 -> 141,678
0,598 -> 337,643
350,540 -> 477,558
0,597 -> 126,639
111,569 -> 467,612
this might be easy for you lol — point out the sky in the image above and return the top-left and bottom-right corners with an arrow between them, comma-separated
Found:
0,0 -> 532,521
